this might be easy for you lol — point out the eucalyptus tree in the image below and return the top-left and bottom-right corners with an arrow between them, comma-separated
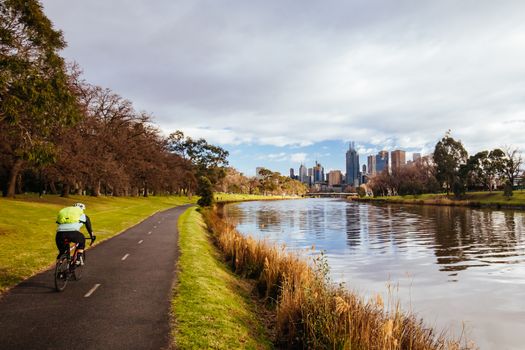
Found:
0,0 -> 81,196
502,147 -> 523,186
167,130 -> 229,185
463,149 -> 505,191
433,131 -> 468,195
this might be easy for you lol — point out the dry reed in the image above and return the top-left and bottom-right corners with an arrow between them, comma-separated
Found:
202,207 -> 473,350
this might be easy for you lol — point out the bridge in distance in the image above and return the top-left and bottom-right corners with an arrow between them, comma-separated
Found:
303,192 -> 357,198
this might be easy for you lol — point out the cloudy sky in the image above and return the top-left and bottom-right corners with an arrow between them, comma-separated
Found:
42,0 -> 525,175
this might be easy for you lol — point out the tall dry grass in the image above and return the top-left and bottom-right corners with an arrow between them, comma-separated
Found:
202,207 -> 473,350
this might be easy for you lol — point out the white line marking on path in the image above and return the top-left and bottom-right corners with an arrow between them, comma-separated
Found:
84,284 -> 101,298
122,253 -> 130,261
138,240 -> 143,244
147,231 -> 152,235
153,226 -> 157,228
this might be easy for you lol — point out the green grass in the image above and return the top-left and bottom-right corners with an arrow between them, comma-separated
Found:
215,192 -> 298,203
0,194 -> 196,293
363,190 -> 525,207
173,207 -> 271,349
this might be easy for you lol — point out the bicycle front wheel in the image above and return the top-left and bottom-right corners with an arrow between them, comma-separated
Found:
54,258 -> 69,292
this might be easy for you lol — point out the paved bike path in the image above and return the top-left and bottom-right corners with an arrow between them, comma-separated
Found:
0,204 -> 192,350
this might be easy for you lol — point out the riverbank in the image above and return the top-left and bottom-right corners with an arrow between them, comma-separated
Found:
215,192 -> 301,204
203,206 -> 471,349
353,191 -> 525,210
172,207 -> 271,349
0,194 -> 196,293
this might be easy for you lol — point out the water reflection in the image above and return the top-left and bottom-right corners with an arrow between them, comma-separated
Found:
227,199 -> 525,274
225,199 -> 525,349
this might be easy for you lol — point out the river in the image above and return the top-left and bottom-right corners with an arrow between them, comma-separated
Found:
224,198 -> 525,350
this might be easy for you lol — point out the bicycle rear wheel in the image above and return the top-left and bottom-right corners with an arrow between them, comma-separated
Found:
73,252 -> 85,281
54,257 -> 69,291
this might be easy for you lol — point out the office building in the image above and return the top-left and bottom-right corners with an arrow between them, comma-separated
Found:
313,161 -> 324,183
413,153 -> 421,162
346,141 -> 360,187
391,150 -> 406,171
299,164 -> 308,184
367,155 -> 376,175
328,170 -> 343,186
376,151 -> 389,173
289,168 -> 295,178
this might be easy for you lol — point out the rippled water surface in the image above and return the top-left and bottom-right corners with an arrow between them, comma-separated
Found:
224,198 -> 525,350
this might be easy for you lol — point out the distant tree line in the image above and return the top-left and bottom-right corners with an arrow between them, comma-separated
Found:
218,167 -> 308,196
368,131 -> 523,198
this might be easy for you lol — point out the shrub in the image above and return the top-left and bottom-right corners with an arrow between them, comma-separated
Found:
196,176 -> 214,207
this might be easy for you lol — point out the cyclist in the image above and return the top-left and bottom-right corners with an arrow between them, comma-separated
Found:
55,203 -> 95,265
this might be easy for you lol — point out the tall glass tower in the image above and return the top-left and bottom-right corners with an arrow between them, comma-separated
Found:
376,150 -> 389,173
345,142 -> 359,187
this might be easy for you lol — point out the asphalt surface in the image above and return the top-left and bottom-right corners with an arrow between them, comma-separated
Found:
0,205 -> 191,350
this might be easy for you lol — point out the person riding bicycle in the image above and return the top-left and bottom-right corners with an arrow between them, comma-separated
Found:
55,203 -> 95,265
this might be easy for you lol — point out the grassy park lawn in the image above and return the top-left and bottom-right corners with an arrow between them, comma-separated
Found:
367,190 -> 525,206
0,194 -> 196,293
172,207 -> 271,349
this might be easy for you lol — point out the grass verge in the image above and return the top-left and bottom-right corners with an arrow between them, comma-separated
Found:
203,207 -> 473,350
215,193 -> 300,203
0,194 -> 195,293
354,191 -> 525,209
172,207 -> 271,349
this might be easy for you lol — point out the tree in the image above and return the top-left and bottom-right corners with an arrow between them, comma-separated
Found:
501,147 -> 523,197
167,131 -> 229,185
503,181 -> 513,199
196,176 -> 214,207
0,0 -> 82,196
433,131 -> 468,196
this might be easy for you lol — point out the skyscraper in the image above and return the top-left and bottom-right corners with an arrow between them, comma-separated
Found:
313,161 -> 324,183
367,155 -> 376,175
391,150 -> 406,171
346,142 -> 360,187
299,164 -> 308,183
328,170 -> 342,186
289,168 -> 295,178
412,153 -> 421,162
376,150 -> 389,173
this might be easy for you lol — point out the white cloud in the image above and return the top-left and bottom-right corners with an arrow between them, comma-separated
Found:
257,152 -> 288,162
42,0 -> 525,153
290,153 -> 308,164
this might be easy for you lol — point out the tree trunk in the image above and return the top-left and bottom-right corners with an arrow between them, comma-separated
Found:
61,183 -> 70,197
143,181 -> 148,197
75,182 -> 83,195
16,173 -> 23,194
49,181 -> 58,194
38,171 -> 44,197
5,159 -> 24,197
92,181 -> 101,197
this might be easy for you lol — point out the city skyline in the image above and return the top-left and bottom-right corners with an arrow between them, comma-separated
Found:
267,143 -> 428,184
41,1 -> 525,176
233,139 -> 436,176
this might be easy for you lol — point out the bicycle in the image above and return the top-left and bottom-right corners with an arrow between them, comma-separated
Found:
54,236 -> 96,292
